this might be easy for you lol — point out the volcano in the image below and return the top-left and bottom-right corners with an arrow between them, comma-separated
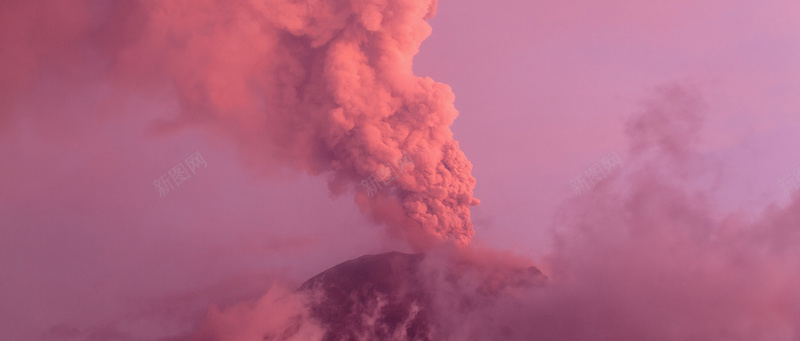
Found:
295,252 -> 546,341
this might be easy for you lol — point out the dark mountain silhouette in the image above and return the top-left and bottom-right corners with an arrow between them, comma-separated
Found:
295,252 -> 545,341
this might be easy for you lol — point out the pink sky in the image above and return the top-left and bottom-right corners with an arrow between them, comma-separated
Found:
2,0 -> 800,340
414,0 -> 800,257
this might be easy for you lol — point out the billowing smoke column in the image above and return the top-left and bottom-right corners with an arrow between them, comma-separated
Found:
0,0 -> 479,249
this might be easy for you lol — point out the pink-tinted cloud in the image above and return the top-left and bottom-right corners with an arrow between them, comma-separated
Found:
441,86 -> 800,340
2,0 -> 478,251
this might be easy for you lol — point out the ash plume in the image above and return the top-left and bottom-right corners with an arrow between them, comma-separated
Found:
0,0 -> 478,250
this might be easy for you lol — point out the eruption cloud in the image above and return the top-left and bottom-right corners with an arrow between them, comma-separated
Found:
0,0 -> 478,250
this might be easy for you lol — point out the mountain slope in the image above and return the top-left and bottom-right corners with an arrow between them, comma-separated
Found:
297,252 -> 545,341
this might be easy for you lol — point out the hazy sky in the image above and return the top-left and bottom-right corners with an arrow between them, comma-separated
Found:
414,0 -> 800,257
